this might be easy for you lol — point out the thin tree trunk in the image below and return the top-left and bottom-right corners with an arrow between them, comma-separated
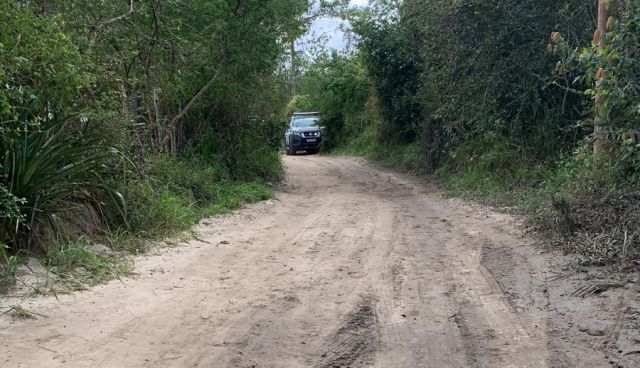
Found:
594,0 -> 611,160
131,88 -> 146,165
40,0 -> 47,16
161,63 -> 225,150
170,128 -> 177,159
290,40 -> 297,96
153,89 -> 163,152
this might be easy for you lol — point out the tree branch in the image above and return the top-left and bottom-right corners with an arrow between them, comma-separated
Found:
93,0 -> 135,31
161,59 -> 226,148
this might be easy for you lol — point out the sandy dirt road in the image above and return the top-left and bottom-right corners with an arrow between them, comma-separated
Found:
2,155 -> 639,368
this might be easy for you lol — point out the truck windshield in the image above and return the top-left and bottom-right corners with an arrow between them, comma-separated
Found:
292,117 -> 319,128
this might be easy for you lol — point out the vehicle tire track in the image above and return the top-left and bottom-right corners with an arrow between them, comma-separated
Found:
314,296 -> 379,368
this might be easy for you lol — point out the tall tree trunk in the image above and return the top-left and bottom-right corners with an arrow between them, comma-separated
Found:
131,87 -> 146,165
594,0 -> 611,160
40,0 -> 47,16
161,63 -> 225,151
153,89 -> 163,152
290,40 -> 297,96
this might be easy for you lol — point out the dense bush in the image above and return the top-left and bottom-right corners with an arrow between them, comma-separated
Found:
0,5 -> 118,250
551,1 -> 640,182
295,54 -> 378,149
300,0 -> 596,168
0,0 -> 305,260
114,156 -> 273,238
353,14 -> 423,143
298,0 -> 639,267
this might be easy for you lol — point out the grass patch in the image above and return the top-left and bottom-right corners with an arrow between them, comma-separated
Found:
0,305 -> 36,319
43,237 -> 133,291
0,305 -> 49,319
0,243 -> 19,285
333,126 -> 427,174
440,139 -> 640,270
200,182 -> 273,217
10,305 -> 35,319
335,130 -> 639,270
115,156 -> 274,239
1,153 -> 278,294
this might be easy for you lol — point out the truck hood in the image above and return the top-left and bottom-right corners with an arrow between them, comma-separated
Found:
291,126 -> 321,133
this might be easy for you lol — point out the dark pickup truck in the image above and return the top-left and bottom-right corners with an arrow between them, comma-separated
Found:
285,112 -> 323,155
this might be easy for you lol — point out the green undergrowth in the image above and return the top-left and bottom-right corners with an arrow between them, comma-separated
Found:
104,155 -> 274,256
332,126 -> 427,174
443,145 -> 640,270
114,156 -> 274,240
337,132 -> 639,271
43,238 -> 134,291
0,243 -> 19,285
0,155 -> 276,291
0,238 -> 134,293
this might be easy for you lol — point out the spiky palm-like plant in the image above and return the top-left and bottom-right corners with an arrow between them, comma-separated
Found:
0,120 -> 124,250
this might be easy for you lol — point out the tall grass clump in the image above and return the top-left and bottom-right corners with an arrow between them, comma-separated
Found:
0,120 -> 122,250
441,138 -> 640,268
0,243 -> 19,284
112,155 -> 274,239
43,237 -> 133,290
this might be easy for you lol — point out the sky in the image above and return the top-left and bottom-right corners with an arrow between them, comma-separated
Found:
299,0 -> 370,56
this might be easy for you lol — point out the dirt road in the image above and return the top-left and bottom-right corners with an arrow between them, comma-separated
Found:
2,156 -> 639,367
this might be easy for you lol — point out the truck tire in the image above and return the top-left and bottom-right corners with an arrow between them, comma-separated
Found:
287,140 -> 295,156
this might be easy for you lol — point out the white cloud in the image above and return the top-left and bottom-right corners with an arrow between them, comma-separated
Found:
350,0 -> 369,7
299,0 -> 369,56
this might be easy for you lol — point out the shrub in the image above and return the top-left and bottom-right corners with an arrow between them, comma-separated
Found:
0,242 -> 19,284
0,4 -> 122,252
43,237 -> 132,289
148,156 -> 229,203
0,119 -> 121,251
114,179 -> 197,237
113,156 -> 273,238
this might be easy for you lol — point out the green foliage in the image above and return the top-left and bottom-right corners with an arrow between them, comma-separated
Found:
299,0 -> 638,268
336,0 -> 595,171
43,237 -> 132,289
0,0 -> 303,261
551,2 -> 640,179
118,180 -> 198,237
352,13 -> 423,142
336,125 -> 426,173
0,243 -> 19,283
232,147 -> 284,182
0,2 -> 89,130
0,119 -> 123,250
297,54 -> 376,149
149,156 -> 230,202
0,184 -> 25,235
442,140 -> 640,267
287,95 -> 314,113
0,4 -> 123,250
115,156 -> 273,238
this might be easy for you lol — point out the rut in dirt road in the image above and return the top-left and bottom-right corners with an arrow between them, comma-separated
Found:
314,296 -> 379,368
2,156 -> 558,367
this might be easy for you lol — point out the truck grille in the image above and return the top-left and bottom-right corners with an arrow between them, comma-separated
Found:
302,131 -> 320,137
